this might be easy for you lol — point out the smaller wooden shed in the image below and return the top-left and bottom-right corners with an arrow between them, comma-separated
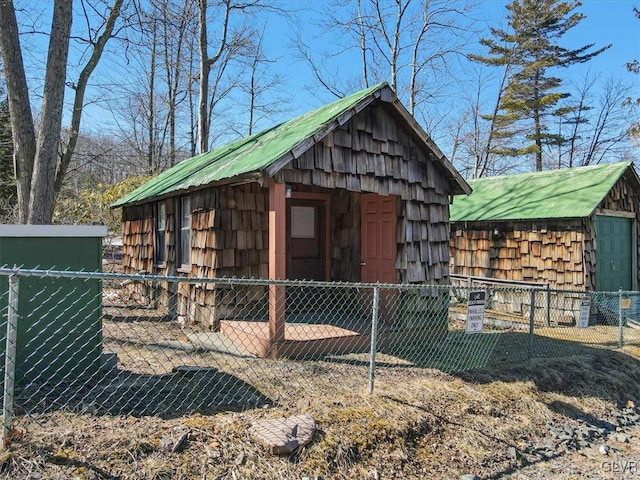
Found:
450,162 -> 640,292
113,82 -> 470,357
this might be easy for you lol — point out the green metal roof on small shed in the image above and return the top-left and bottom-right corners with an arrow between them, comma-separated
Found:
450,162 -> 639,222
113,83 -> 387,207
113,82 -> 469,207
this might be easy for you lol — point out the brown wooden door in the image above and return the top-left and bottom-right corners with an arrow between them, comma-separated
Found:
361,194 -> 397,283
287,199 -> 327,280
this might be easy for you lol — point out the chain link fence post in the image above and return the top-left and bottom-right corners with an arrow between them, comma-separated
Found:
368,286 -> 380,394
528,289 -> 536,360
3,272 -> 19,448
618,288 -> 624,348
545,283 -> 551,327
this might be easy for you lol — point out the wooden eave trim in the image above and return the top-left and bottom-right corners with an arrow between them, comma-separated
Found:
115,172 -> 263,209
622,166 -> 640,196
595,208 -> 636,219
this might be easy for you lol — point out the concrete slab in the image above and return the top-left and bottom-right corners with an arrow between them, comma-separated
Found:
186,332 -> 256,357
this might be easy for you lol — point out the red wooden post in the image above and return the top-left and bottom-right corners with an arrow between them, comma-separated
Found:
268,179 -> 286,357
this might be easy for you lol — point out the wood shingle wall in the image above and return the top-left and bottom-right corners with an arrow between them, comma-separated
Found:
450,174 -> 640,292
122,204 -> 154,274
185,183 -> 269,323
450,220 -> 587,288
189,183 -> 269,279
329,189 -> 361,282
283,101 -> 451,283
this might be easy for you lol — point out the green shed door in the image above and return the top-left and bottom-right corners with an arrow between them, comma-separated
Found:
596,215 -> 633,291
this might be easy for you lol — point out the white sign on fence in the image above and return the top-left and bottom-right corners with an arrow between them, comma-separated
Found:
578,295 -> 591,329
466,290 -> 486,334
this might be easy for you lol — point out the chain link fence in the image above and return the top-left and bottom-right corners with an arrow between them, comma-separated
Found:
1,267 -> 639,446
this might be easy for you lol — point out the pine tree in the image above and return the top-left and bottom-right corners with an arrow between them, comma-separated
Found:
471,0 -> 610,171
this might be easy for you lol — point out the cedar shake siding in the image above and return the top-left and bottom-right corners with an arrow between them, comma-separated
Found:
116,83 -> 470,331
450,169 -> 640,291
449,163 -> 640,323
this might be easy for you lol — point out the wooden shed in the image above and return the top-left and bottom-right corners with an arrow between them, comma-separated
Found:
450,162 -> 640,292
113,82 -> 470,357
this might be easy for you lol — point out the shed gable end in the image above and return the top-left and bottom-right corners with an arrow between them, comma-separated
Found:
281,100 -> 452,283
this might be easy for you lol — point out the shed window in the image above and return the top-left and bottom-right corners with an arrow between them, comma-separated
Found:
178,196 -> 191,268
291,205 -> 316,239
155,201 -> 166,264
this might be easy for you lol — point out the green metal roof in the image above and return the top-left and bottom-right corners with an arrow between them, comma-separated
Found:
114,83 -> 390,207
114,82 -> 471,207
450,162 -> 637,222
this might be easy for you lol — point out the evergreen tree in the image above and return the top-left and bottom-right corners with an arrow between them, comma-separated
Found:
471,0 -> 610,171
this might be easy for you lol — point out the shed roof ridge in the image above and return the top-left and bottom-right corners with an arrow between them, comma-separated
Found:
467,161 -> 632,185
112,81 -> 474,207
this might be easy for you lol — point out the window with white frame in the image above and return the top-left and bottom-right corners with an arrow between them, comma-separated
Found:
178,195 -> 191,268
155,201 -> 166,265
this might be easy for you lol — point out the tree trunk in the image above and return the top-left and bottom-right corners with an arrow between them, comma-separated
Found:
197,0 -> 231,154
0,0 -> 36,223
28,0 -> 72,224
197,0 -> 210,154
148,17 -> 158,173
163,0 -> 191,167
356,0 -> 369,88
534,110 -> 542,171
248,62 -> 255,136
54,0 -> 123,197
533,68 -> 542,171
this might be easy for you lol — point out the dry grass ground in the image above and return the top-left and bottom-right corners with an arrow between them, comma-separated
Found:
2,348 -> 640,479
3,263 -> 640,478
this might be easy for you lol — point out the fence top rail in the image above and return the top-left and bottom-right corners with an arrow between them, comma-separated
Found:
450,274 -> 550,289
450,274 -> 640,295
0,266 -> 630,295
0,266 -> 448,291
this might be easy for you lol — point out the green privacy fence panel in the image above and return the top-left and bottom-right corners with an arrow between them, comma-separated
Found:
0,226 -> 106,385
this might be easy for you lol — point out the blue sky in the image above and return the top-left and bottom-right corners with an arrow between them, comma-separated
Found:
260,0 -> 639,119
11,0 -> 639,162
550,0 -> 638,81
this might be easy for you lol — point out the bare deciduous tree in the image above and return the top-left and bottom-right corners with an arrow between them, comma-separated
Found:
160,0 -> 195,166
549,76 -> 638,167
0,0 -> 124,224
232,25 -> 289,136
0,0 -> 72,223
196,0 -> 284,152
448,65 -> 523,178
55,0 -> 124,195
294,0 -> 475,136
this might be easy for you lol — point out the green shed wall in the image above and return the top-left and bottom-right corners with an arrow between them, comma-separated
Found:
0,230 -> 104,385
